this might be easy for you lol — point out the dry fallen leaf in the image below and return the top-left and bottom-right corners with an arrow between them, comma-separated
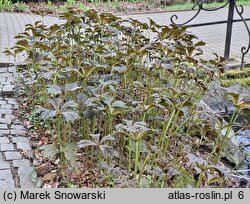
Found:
43,172 -> 57,182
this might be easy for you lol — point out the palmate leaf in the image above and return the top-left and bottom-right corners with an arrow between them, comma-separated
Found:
136,129 -> 156,141
130,140 -> 148,153
102,94 -> 113,107
48,98 -> 62,111
47,84 -> 62,95
236,101 -> 250,110
42,71 -> 56,79
39,144 -> 59,160
15,39 -> 30,51
100,134 -> 115,144
99,79 -> 119,89
48,24 -> 60,36
83,66 -> 98,78
89,134 -> 101,143
227,92 -> 240,106
3,49 -> 14,57
78,140 -> 97,149
61,143 -> 77,162
114,131 -> 131,139
207,176 -> 223,185
61,100 -> 78,110
112,101 -> 127,109
41,109 -> 56,120
65,83 -> 81,92
62,111 -> 79,122
99,145 -> 118,158
111,65 -> 126,73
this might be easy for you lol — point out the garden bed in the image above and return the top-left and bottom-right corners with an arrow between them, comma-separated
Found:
5,8 -> 250,188
1,0 -> 250,15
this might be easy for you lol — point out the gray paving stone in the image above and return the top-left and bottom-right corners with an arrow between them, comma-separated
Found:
0,68 -> 8,73
0,169 -> 12,179
0,129 -> 10,135
18,165 -> 35,188
2,85 -> 15,96
0,73 -> 12,77
0,118 -> 12,125
13,120 -> 22,125
8,67 -> 16,73
0,143 -> 15,151
11,125 -> 24,130
0,109 -> 12,114
3,114 -> 15,124
4,151 -> 22,160
0,124 -> 8,129
12,137 -> 29,144
0,104 -> 12,109
0,180 -> 15,188
12,159 -> 30,168
5,77 -> 15,83
0,137 -> 9,144
11,129 -> 26,135
0,161 -> 10,169
0,66 -> 35,188
7,99 -> 17,105
16,142 -> 31,151
0,77 -> 6,83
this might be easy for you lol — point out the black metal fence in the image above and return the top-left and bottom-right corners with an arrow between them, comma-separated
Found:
171,0 -> 250,69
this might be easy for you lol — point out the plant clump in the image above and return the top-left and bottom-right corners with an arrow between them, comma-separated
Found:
5,9 -> 249,188
221,67 -> 250,87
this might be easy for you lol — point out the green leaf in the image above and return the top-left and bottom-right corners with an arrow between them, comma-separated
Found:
195,41 -> 206,47
89,134 -> 101,143
16,39 -> 29,50
65,83 -> 81,92
48,98 -> 62,111
130,140 -> 148,153
100,135 -> 115,143
39,144 -> 59,160
62,143 -> 77,162
112,101 -> 127,109
62,111 -> 79,122
102,94 -> 113,107
62,100 -> 78,109
99,145 -> 118,158
78,140 -> 96,149
227,92 -> 240,106
236,100 -> 250,110
47,85 -> 62,95
41,109 -> 56,120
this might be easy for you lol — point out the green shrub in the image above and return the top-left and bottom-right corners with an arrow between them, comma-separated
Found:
14,1 -> 26,12
5,9 -> 247,188
0,0 -> 13,12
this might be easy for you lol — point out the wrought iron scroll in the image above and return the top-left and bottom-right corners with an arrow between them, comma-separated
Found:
234,3 -> 250,69
170,0 -> 250,69
170,0 -> 230,26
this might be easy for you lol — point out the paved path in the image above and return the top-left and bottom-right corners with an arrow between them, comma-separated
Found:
122,7 -> 250,62
0,65 -> 35,188
0,7 -> 250,63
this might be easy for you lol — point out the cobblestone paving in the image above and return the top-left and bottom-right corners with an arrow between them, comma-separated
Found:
0,66 -> 35,188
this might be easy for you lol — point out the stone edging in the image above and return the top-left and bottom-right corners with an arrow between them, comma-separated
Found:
0,65 -> 35,188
